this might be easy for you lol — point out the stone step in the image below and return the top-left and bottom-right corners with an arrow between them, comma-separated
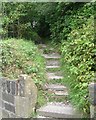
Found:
47,90 -> 68,98
47,89 -> 68,98
37,115 -> 64,120
44,84 -> 67,91
46,65 -> 60,69
47,75 -> 63,80
49,95 -> 68,102
38,44 -> 47,48
37,102 -> 82,118
47,71 -> 62,76
37,115 -> 50,118
39,49 -> 44,53
46,59 -> 60,66
42,53 -> 60,59
48,48 -> 54,51
54,91 -> 68,96
46,72 -> 63,80
37,115 -> 68,120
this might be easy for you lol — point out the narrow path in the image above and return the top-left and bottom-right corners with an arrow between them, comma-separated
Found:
37,44 -> 82,118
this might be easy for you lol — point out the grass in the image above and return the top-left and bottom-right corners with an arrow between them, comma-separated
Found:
37,90 -> 47,106
61,62 -> 89,118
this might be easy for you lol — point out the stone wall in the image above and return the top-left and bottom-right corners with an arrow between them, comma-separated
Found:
0,74 -> 37,119
89,82 -> 96,119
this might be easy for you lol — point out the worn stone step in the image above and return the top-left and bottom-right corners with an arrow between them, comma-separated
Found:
39,49 -> 44,53
49,95 -> 69,102
38,44 -> 47,48
46,60 -> 60,66
43,48 -> 55,54
37,102 -> 82,118
0,13 -> 2,17
42,53 -> 60,59
37,115 -> 50,118
46,65 -> 60,69
47,89 -> 68,98
44,84 -> 67,91
48,95 -> 69,103
37,115 -> 63,120
47,90 -> 68,98
46,72 -> 63,80
47,71 -> 62,76
54,91 -> 68,96
48,48 -> 54,51
47,75 -> 63,80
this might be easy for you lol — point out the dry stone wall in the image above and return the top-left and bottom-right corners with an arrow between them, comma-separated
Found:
0,74 -> 37,119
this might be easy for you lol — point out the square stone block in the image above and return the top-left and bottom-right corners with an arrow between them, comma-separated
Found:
2,109 -> 9,118
5,103 -> 15,113
15,96 -> 31,118
2,92 -> 14,104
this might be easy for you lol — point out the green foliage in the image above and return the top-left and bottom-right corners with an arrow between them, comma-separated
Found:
61,17 -> 94,112
2,3 -> 41,40
38,2 -> 94,115
49,3 -> 94,42
60,10 -> 94,115
2,3 -> 95,115
1,39 -> 46,86
2,3 -> 57,39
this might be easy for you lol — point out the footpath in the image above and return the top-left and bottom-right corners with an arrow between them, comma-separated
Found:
36,44 -> 82,119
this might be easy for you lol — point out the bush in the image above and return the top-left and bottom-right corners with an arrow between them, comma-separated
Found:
49,3 -> 93,43
61,16 -> 94,115
1,38 -> 46,86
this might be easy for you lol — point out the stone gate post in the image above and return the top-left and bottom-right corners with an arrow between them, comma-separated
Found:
89,82 -> 96,119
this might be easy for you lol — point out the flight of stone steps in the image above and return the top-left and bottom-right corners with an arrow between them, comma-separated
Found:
37,44 -> 83,119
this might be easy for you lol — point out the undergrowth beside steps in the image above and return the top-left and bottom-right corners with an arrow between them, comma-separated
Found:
1,38 -> 47,110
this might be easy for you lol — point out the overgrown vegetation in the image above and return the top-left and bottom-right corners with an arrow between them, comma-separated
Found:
1,39 -> 45,82
1,39 -> 46,109
61,16 -> 94,115
1,2 -> 95,116
48,3 -> 95,115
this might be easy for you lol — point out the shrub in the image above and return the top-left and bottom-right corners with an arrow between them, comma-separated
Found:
1,38 -> 46,86
61,16 -> 94,115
